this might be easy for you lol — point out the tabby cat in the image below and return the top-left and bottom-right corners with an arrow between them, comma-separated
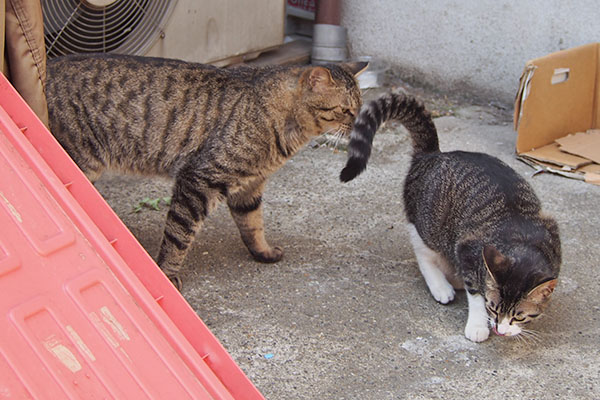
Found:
46,53 -> 366,288
341,91 -> 561,342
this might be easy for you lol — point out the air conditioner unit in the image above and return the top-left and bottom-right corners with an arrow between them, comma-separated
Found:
42,0 -> 285,66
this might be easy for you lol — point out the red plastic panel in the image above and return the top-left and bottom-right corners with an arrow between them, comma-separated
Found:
0,73 -> 263,399
0,141 -> 75,256
0,236 -> 20,277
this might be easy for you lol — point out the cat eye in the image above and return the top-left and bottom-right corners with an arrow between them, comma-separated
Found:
511,317 -> 532,325
318,106 -> 337,112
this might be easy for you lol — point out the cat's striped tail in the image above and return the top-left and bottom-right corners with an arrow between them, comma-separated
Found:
340,91 -> 439,182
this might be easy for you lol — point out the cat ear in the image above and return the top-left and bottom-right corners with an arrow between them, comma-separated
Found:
482,245 -> 509,283
527,279 -> 557,304
307,67 -> 334,92
342,61 -> 369,77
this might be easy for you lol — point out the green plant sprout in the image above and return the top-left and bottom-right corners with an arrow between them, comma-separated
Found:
133,197 -> 171,213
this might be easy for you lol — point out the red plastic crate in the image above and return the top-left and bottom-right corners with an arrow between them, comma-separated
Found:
0,73 -> 264,399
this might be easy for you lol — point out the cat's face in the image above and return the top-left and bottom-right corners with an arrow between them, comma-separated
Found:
484,279 -> 556,337
302,63 -> 367,136
482,245 -> 557,338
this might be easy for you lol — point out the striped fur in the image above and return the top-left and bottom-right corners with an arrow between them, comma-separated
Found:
340,91 -> 437,182
341,91 -> 561,342
46,53 -> 366,288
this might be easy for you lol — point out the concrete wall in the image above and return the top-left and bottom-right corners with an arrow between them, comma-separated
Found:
342,0 -> 600,105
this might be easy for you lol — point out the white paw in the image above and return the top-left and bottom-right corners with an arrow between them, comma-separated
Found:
465,324 -> 490,342
429,281 -> 455,304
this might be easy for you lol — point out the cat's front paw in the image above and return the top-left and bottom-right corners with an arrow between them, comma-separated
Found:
251,246 -> 284,263
465,323 -> 490,342
429,281 -> 455,304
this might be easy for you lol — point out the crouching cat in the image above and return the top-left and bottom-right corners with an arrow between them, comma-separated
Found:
46,53 -> 367,288
341,91 -> 561,342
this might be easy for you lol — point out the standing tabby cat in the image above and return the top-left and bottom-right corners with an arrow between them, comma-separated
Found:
46,53 -> 366,288
341,91 -> 561,342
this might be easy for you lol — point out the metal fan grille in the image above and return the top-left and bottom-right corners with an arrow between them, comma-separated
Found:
42,0 -> 176,59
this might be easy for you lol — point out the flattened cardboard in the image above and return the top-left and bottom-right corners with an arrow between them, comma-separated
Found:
580,163 -> 600,185
520,142 -> 591,170
514,43 -> 600,185
579,163 -> 600,174
584,171 -> 600,184
518,157 -> 600,186
555,130 -> 600,164
518,158 -> 585,181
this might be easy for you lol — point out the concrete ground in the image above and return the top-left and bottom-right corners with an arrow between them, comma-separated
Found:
94,85 -> 599,400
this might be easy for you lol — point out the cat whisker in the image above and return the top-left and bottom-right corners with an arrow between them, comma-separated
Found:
332,130 -> 345,150
517,328 -> 543,345
340,123 -> 352,136
486,319 -> 542,345
522,328 -> 542,340
320,128 -> 338,146
326,130 -> 339,144
513,333 -> 525,344
321,128 -> 346,150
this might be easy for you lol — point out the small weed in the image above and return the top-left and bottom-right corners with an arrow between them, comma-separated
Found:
133,196 -> 171,213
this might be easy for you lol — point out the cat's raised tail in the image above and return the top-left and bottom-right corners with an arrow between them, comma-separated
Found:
340,91 -> 439,182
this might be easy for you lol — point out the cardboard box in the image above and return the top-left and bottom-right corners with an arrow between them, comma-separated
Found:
514,43 -> 600,185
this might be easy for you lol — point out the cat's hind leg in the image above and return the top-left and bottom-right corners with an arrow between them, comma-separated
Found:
407,223 -> 455,304
227,179 -> 283,263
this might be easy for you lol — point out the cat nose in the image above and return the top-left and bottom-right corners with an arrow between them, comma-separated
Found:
495,319 -> 514,336
492,326 -> 505,336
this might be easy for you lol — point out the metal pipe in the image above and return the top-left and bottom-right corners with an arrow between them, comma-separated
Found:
315,0 -> 341,25
311,0 -> 346,64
